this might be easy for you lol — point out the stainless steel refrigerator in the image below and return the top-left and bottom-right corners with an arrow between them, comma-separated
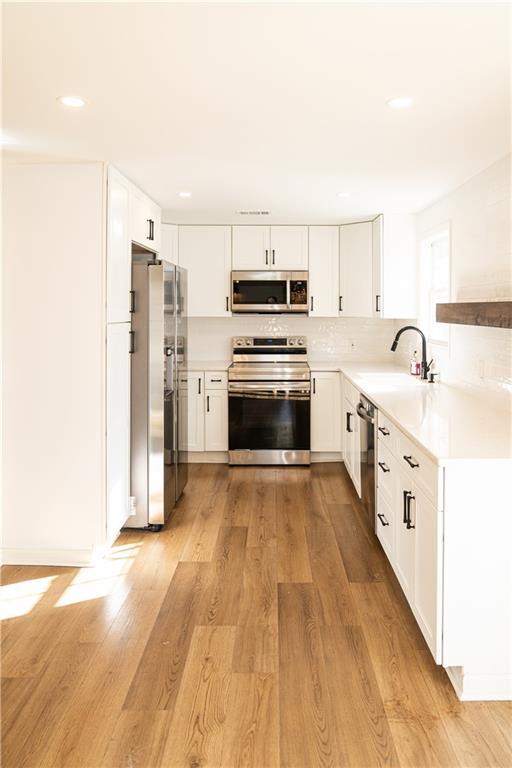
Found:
127,256 -> 188,530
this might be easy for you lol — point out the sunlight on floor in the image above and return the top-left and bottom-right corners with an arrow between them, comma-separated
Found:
0,576 -> 56,619
54,541 -> 141,607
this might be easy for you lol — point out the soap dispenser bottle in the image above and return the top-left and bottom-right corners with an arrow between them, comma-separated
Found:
410,350 -> 419,375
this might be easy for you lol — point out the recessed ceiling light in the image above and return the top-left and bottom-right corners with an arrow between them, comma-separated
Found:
337,192 -> 351,199
58,95 -> 86,108
178,191 -> 192,198
387,96 -> 414,109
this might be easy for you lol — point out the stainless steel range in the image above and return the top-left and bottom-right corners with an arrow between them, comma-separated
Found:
228,336 -> 311,465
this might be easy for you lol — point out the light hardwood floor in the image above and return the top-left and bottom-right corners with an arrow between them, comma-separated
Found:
1,463 -> 511,767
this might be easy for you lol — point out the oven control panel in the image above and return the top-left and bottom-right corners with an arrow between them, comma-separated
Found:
233,336 -> 306,349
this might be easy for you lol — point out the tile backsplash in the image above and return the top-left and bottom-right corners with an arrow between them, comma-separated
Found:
188,316 -> 400,364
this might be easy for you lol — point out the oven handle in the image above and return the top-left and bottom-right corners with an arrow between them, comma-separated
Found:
228,382 -> 311,400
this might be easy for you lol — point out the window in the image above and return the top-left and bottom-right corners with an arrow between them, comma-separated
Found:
419,229 -> 450,346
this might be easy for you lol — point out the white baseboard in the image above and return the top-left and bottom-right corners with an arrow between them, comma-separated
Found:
446,666 -> 512,701
187,451 -> 229,463
311,452 -> 343,463
1,547 -> 102,567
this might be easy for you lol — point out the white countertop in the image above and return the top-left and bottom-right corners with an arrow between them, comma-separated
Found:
186,360 -> 231,372
318,361 -> 511,464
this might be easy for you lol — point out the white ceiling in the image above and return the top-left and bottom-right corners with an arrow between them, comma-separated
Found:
2,2 -> 510,223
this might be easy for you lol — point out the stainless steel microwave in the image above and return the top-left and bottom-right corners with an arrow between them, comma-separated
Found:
231,271 -> 308,314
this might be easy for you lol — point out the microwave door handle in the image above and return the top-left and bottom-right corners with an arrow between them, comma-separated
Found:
286,280 -> 291,309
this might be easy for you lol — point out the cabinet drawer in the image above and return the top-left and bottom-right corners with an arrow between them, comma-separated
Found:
398,432 -> 441,509
205,371 -> 227,390
376,440 -> 397,508
179,372 -> 203,392
376,490 -> 394,562
377,412 -> 398,455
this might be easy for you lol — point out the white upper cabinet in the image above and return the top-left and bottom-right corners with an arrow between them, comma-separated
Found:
161,223 -> 179,265
372,213 -> 416,319
308,226 -> 339,317
178,226 -> 232,316
339,221 -> 373,317
232,225 -> 308,271
270,226 -> 308,270
106,167 -> 131,323
232,226 -> 270,270
130,186 -> 161,253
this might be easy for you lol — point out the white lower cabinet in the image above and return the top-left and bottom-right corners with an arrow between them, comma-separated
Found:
376,412 -> 443,662
106,323 -> 132,542
311,371 -> 341,452
182,371 -> 228,452
205,388 -> 228,451
342,392 -> 361,496
182,373 -> 205,452
412,485 -> 442,658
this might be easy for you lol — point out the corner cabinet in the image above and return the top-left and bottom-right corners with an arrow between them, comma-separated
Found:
178,226 -> 232,316
3,162 -> 161,565
339,215 -> 416,319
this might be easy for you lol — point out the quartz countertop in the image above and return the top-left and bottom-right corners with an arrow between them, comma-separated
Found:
314,361 -> 512,464
186,360 -> 231,372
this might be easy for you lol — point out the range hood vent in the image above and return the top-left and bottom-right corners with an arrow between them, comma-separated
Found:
436,301 -> 512,329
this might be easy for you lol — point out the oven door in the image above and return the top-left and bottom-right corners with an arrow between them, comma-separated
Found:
231,271 -> 289,313
228,380 -> 311,464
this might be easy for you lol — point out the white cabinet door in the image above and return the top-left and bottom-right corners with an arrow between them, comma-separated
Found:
309,227 -> 339,317
351,409 -> 362,497
161,223 -> 179,265
205,389 -> 228,451
106,323 -> 131,542
394,469 -> 415,601
106,169 -> 131,323
412,486 -> 442,661
339,221 -> 373,317
232,226 -> 270,270
372,214 -> 416,319
130,186 -> 161,252
178,226 -> 232,317
311,371 -> 341,452
270,226 -> 308,270
372,215 -> 383,318
181,373 -> 205,452
343,396 -> 355,479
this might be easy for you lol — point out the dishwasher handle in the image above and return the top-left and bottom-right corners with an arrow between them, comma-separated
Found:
356,402 -> 375,424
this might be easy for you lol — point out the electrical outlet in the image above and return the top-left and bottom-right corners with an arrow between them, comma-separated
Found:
350,339 -> 356,350
129,496 -> 137,516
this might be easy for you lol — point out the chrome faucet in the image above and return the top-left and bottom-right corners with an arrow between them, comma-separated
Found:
391,325 -> 430,380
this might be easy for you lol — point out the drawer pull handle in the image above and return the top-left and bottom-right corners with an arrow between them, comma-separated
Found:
210,378 -> 222,382
346,411 -> 353,433
378,461 -> 390,473
403,455 -> 419,469
378,426 -> 390,436
377,513 -> 389,527
406,493 -> 415,529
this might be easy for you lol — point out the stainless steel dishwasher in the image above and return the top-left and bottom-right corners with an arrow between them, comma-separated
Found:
356,394 -> 377,530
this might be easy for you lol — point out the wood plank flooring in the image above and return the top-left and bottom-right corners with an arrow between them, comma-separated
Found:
1,463 -> 511,768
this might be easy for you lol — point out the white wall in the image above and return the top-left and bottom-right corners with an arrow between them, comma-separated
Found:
188,315 -> 398,364
400,156 -> 511,402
